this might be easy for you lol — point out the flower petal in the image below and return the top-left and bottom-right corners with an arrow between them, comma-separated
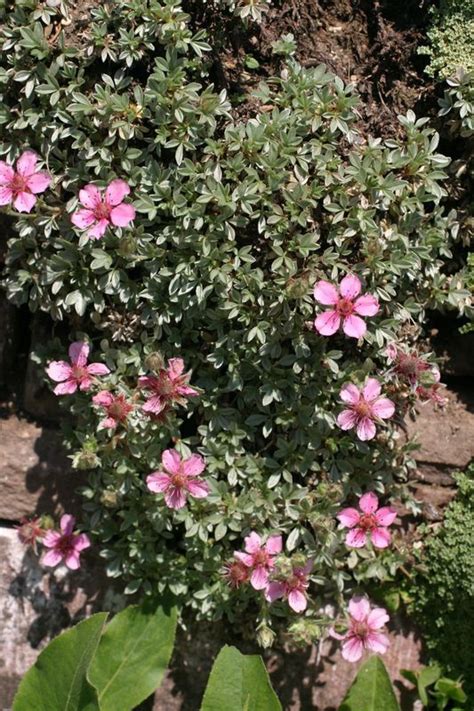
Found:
362,378 -> 381,402
250,566 -> 269,590
233,552 -> 254,567
265,535 -> 282,555
348,596 -> 370,622
337,507 -> 361,528
26,172 -> 51,194
353,294 -> 379,316
92,390 -> 114,407
164,486 -> 187,509
374,506 -> 397,527
337,409 -> 358,431
99,416 -> 117,429
79,184 -> 102,209
366,632 -> 390,654
367,607 -> 389,630
339,274 -> 361,299
0,187 -> 13,205
16,151 -> 37,177
46,360 -> 72,382
110,203 -> 135,227
182,454 -> 206,477
341,636 -> 364,662
186,478 -> 209,499
79,377 -> 93,392
162,449 -> 182,475
42,531 -> 61,548
65,551 -> 81,570
359,492 -> 379,514
244,532 -> 262,554
314,310 -> 341,336
340,383 -> 361,405
342,314 -> 366,339
288,589 -> 307,612
0,161 -> 14,185
60,514 -> 75,535
105,179 -> 131,206
87,362 -> 110,376
371,527 -> 392,548
42,549 -> 63,567
88,218 -> 109,239
54,380 -> 78,395
265,581 -> 285,603
143,396 -> 166,414
13,191 -> 36,213
371,397 -> 395,420
69,341 -> 89,366
313,280 -> 339,305
167,358 -> 185,380
146,472 -> 171,493
71,208 -> 96,229
74,533 -> 91,551
346,528 -> 367,548
356,416 -> 376,441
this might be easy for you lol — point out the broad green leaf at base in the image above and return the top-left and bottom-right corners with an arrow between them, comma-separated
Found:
339,655 -> 400,711
13,613 -> 108,711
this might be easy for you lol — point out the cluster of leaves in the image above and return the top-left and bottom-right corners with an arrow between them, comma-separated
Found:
407,465 -> 474,699
1,0 -> 471,635
419,0 -> 474,78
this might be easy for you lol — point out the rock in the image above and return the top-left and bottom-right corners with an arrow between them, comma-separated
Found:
406,384 -> 474,470
0,527 -> 121,708
0,415 -> 85,521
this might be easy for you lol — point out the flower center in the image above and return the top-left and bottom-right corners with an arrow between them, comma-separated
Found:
253,549 -> 270,566
337,298 -> 354,317
94,202 -> 111,220
358,513 -> 376,531
108,399 -> 129,420
171,471 -> 188,488
57,534 -> 75,557
352,621 -> 369,638
354,399 -> 372,418
72,365 -> 88,381
10,173 -> 28,195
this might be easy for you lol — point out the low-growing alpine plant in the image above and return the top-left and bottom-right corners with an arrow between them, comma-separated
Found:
2,0 -> 472,647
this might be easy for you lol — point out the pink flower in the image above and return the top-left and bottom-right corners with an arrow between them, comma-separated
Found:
0,151 -> 51,213
234,532 -> 282,590
386,344 -> 432,387
15,516 -> 45,553
42,515 -> 91,570
92,390 -> 134,429
222,560 -> 251,588
416,381 -> 448,407
139,357 -> 198,416
337,378 -> 395,441
265,560 -> 312,612
71,179 -> 136,239
330,596 -> 390,662
313,275 -> 379,339
146,449 -> 209,510
46,341 -> 110,395
337,492 -> 396,548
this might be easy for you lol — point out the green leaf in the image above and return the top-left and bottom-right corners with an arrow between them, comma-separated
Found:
200,645 -> 281,711
339,656 -> 400,711
13,613 -> 107,711
88,598 -> 177,711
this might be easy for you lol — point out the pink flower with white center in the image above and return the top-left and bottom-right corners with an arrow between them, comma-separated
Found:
0,151 -> 51,213
330,596 -> 390,662
146,449 -> 209,510
46,341 -> 110,395
313,275 -> 379,339
92,390 -> 134,429
337,492 -> 396,549
139,358 -> 198,416
71,179 -> 136,239
265,560 -> 312,612
234,532 -> 282,590
42,515 -> 91,570
337,378 -> 395,441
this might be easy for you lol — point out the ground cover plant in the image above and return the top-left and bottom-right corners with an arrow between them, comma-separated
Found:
1,0 -> 472,669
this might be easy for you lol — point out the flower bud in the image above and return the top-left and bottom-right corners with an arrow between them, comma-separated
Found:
256,624 -> 275,649
144,352 -> 165,373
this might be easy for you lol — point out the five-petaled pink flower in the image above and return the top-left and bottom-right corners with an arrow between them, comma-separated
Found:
234,532 -> 282,590
337,378 -> 395,441
146,449 -> 209,510
265,560 -> 312,612
92,390 -> 134,429
42,514 -> 91,570
313,275 -> 379,339
139,357 -> 198,416
71,179 -> 136,239
330,596 -> 390,662
0,151 -> 51,213
337,492 -> 396,548
46,341 -> 110,395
